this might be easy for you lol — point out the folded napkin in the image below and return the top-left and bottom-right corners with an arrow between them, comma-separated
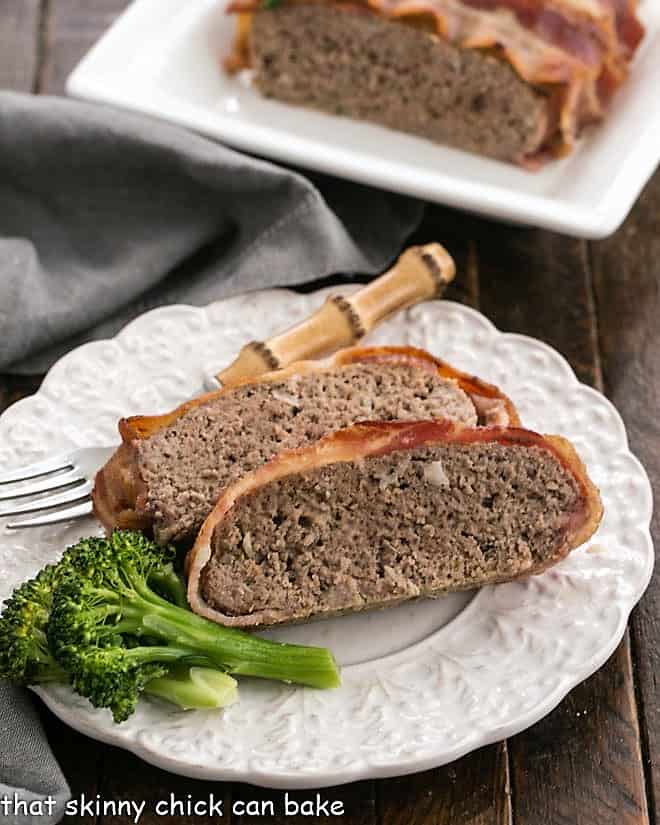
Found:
0,684 -> 69,825
0,91 -> 423,373
0,91 -> 423,821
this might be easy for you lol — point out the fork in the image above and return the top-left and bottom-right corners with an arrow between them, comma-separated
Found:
0,244 -> 455,530
0,447 -> 115,529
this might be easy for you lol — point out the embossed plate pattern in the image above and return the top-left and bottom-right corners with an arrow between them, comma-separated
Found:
0,292 -> 653,787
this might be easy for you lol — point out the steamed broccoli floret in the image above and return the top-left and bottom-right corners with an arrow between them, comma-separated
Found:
49,577 -> 237,721
48,530 -> 340,721
0,533 -> 234,720
2,529 -> 339,723
0,563 -> 69,685
64,642 -> 169,723
64,531 -> 186,607
0,533 -> 185,689
48,576 -> 204,722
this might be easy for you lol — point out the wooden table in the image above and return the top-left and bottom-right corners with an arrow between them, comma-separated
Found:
1,3 -> 658,823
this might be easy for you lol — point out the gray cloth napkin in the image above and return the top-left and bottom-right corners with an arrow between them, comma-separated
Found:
0,91 -> 423,373
0,684 -> 69,825
0,91 -> 423,821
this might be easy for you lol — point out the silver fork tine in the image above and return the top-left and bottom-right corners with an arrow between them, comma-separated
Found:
6,500 -> 94,530
0,480 -> 93,517
0,469 -> 86,502
0,453 -> 74,485
0,446 -> 115,528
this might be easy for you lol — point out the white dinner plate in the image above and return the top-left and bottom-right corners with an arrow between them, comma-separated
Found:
0,290 -> 653,787
65,0 -> 660,239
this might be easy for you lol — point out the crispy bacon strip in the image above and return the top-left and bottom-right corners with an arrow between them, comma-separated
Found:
186,419 -> 603,627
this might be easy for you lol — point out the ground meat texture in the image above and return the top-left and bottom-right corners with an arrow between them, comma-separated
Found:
250,5 -> 550,163
137,362 -> 476,543
201,442 -> 583,622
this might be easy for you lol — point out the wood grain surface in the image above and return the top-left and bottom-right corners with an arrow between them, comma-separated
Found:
592,175 -> 660,825
0,4 -> 657,824
0,0 -> 41,92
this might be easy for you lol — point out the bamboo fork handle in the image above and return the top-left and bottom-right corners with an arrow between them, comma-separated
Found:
216,243 -> 455,385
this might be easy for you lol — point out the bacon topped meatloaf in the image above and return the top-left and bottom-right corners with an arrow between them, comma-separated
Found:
224,0 -> 644,164
93,346 -> 518,545
187,419 -> 602,627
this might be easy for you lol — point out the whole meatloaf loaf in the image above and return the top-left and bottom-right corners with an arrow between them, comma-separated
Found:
225,0 -> 645,164
93,346 -> 519,545
187,420 -> 602,627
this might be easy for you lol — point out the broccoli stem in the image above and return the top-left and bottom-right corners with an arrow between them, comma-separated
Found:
144,665 -> 238,710
146,568 -> 188,609
123,596 -> 340,689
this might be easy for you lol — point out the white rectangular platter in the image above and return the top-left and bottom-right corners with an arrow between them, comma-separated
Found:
67,0 -> 660,238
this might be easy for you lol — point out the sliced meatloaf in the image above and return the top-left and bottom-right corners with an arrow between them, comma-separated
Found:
93,346 -> 518,545
226,0 -> 644,164
187,420 -> 602,627
249,5 -> 550,164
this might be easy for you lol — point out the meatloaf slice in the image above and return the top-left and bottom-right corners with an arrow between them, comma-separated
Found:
93,346 -> 518,545
249,5 -> 550,163
187,420 -> 602,627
